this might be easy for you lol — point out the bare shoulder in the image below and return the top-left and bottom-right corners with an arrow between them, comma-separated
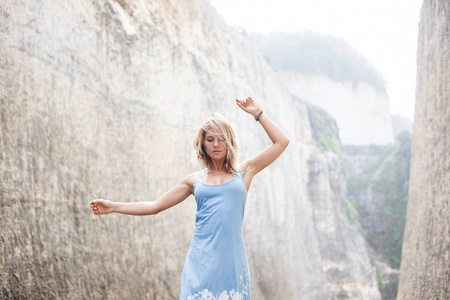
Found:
181,172 -> 199,188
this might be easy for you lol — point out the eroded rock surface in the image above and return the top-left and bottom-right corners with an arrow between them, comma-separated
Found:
398,0 -> 450,299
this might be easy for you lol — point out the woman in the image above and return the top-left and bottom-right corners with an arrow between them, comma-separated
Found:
89,97 -> 289,300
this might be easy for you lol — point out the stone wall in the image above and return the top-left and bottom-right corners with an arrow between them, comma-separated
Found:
398,0 -> 450,299
0,0 -> 380,299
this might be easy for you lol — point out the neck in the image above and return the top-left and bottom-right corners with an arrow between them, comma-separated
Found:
209,158 -> 225,172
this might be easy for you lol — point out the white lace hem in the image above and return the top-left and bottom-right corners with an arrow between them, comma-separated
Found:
186,268 -> 250,300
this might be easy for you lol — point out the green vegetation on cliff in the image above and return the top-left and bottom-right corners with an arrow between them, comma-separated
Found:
341,197 -> 366,234
345,132 -> 411,299
373,131 -> 411,267
307,104 -> 344,156
248,31 -> 386,92
347,131 -> 411,267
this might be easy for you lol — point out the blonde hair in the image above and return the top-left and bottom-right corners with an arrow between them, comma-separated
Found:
193,113 -> 239,175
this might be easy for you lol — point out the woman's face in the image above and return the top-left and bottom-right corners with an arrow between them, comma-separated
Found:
204,131 -> 227,161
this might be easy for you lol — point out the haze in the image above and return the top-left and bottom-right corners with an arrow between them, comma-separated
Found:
209,0 -> 423,120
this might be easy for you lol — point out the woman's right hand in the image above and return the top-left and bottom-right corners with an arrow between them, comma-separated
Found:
90,199 -> 114,215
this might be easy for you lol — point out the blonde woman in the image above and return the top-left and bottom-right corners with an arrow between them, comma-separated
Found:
89,97 -> 289,299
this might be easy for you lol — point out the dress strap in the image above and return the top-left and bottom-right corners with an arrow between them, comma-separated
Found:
194,170 -> 204,188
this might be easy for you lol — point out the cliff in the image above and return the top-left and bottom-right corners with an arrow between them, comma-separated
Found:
279,72 -> 394,145
0,0 -> 380,299
398,0 -> 450,299
247,32 -> 394,146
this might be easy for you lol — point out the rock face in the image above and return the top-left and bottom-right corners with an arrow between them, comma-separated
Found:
305,151 -> 378,299
344,145 -> 389,242
398,1 -> 450,299
279,72 -> 395,145
0,0 -> 380,299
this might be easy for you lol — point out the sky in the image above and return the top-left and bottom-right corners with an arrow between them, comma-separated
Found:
209,0 -> 423,120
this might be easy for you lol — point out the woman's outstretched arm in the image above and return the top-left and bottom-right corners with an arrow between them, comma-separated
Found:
236,97 -> 289,189
89,172 -> 196,216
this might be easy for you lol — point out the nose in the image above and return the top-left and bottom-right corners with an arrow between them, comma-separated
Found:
213,139 -> 219,147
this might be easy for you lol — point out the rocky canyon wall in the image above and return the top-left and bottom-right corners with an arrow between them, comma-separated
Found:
279,72 -> 394,145
398,0 -> 450,299
0,0 -> 380,299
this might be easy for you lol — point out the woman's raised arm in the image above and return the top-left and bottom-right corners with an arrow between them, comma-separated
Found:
236,97 -> 289,189
89,172 -> 197,216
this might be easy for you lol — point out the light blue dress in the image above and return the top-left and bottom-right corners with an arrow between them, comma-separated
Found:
180,170 -> 250,300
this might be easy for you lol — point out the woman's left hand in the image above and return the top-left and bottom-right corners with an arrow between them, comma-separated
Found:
236,96 -> 261,117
